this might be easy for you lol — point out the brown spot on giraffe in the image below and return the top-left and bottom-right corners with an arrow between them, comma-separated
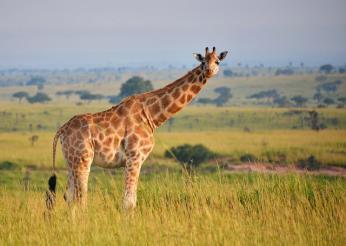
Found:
161,95 -> 171,108
190,85 -> 201,94
182,84 -> 189,91
149,102 -> 161,115
172,88 -> 181,99
179,94 -> 186,104
168,103 -> 181,114
46,47 -> 228,211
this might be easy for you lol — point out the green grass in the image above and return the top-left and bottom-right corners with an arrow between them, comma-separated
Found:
1,102 -> 346,132
0,74 -> 345,244
0,101 -> 345,167
0,171 -> 345,245
1,129 -> 345,168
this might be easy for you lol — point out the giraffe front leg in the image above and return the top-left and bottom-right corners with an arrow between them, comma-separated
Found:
123,159 -> 143,210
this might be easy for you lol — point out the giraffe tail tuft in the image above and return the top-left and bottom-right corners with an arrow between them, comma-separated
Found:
46,128 -> 63,210
46,174 -> 57,210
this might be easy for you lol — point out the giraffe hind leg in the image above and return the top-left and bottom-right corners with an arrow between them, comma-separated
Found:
64,162 -> 91,209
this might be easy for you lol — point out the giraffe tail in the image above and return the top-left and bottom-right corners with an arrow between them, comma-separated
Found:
46,129 -> 62,210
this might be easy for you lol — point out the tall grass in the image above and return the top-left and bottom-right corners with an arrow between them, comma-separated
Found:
0,171 -> 345,245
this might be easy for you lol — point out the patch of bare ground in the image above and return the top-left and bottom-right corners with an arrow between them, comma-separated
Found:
223,162 -> 346,177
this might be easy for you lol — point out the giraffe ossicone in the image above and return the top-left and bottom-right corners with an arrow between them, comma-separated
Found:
46,47 -> 228,210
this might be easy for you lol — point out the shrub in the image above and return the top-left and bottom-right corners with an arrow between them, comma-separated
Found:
240,153 -> 257,162
223,69 -> 234,77
275,68 -> 294,76
319,64 -> 334,74
290,95 -> 308,107
164,144 -> 216,169
297,155 -> 321,171
248,89 -> 279,100
27,92 -> 51,103
0,161 -> 20,170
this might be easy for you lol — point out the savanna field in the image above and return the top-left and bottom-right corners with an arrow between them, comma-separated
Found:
0,71 -> 346,244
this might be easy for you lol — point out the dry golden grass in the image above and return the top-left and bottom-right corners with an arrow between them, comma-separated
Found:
0,171 -> 345,245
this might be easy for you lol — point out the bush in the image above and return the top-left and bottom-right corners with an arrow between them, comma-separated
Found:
248,89 -> 279,100
0,161 -> 20,170
297,155 -> 321,170
27,92 -> 51,103
164,144 -> 216,169
223,69 -> 234,77
275,68 -> 294,76
240,153 -> 257,162
319,64 -> 334,74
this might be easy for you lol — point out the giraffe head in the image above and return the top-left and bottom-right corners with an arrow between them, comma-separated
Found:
193,47 -> 228,78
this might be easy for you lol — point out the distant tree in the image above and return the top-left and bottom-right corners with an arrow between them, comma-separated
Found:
319,64 -> 334,74
248,89 -> 279,100
339,67 -> 346,73
27,92 -> 51,103
313,89 -> 323,104
337,97 -> 346,105
213,87 -> 232,106
317,80 -> 342,93
309,111 -> 320,131
291,95 -> 308,107
12,91 -> 29,103
323,97 -> 335,105
108,95 -> 121,104
29,135 -> 39,146
197,97 -> 214,105
273,96 -> 291,107
74,90 -> 90,96
80,93 -> 104,103
223,69 -> 234,77
119,76 -> 153,99
56,90 -> 74,99
26,76 -> 46,90
275,68 -> 294,76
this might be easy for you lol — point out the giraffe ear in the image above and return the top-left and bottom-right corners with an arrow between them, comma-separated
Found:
218,51 -> 228,61
193,53 -> 204,63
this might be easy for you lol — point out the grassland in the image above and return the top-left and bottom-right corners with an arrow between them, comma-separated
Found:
0,70 -> 345,244
0,101 -> 346,168
0,171 -> 345,245
1,129 -> 346,169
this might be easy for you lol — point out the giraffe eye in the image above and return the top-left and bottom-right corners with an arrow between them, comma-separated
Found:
215,61 -> 220,65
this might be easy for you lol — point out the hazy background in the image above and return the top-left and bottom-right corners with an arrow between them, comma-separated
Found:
1,0 -> 345,68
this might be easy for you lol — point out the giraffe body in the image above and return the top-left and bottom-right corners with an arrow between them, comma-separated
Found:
46,47 -> 228,209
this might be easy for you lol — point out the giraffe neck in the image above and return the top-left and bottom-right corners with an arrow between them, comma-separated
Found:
145,65 -> 208,128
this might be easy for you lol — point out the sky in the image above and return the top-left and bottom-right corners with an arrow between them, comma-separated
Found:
0,0 -> 345,68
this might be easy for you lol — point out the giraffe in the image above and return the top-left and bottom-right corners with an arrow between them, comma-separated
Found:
46,47 -> 228,210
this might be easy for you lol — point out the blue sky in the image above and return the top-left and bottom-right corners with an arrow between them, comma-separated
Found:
1,0 -> 345,68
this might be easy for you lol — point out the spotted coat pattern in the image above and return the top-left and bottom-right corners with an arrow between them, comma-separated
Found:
51,48 -> 226,209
